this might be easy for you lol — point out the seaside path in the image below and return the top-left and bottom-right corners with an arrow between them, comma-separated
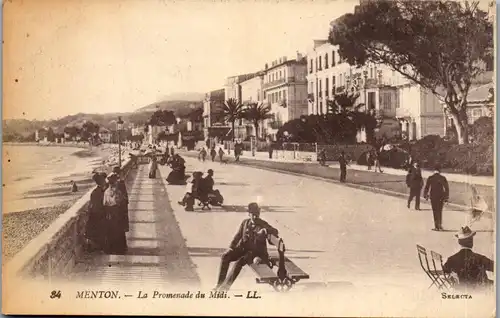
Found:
71,164 -> 200,288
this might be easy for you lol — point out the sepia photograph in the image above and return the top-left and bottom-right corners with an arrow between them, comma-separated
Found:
2,0 -> 496,316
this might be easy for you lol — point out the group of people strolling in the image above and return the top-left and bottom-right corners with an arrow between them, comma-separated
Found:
198,145 -> 225,163
85,166 -> 129,254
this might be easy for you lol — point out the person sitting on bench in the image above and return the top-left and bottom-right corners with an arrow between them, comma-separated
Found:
214,202 -> 279,291
202,169 -> 223,206
443,226 -> 494,291
179,171 -> 204,211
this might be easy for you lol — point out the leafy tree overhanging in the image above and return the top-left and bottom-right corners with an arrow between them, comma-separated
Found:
329,0 -> 494,144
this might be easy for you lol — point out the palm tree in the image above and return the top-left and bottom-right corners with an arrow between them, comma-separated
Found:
327,92 -> 363,115
243,102 -> 273,139
221,98 -> 245,141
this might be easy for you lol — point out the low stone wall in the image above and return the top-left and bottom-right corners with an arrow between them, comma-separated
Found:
272,150 -> 317,162
5,158 -> 135,280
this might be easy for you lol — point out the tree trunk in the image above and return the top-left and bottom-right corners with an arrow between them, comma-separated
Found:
231,121 -> 235,141
449,102 -> 469,144
254,122 -> 259,139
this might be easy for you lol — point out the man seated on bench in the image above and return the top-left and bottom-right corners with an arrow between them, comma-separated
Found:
178,172 -> 204,211
443,226 -> 494,291
202,169 -> 224,206
214,202 -> 279,291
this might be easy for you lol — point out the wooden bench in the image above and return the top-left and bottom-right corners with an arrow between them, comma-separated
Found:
248,234 -> 309,292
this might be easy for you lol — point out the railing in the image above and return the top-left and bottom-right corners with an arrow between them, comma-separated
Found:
5,157 -> 137,280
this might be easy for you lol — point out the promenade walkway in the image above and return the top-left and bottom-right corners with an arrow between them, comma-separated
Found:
72,164 -> 200,287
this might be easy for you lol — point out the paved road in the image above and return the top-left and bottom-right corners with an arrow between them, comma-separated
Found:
71,158 -> 495,316
159,158 -> 494,287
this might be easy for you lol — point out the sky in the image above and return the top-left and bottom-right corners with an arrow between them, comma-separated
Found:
3,0 -> 358,120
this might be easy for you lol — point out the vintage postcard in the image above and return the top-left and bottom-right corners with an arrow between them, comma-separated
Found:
2,0 -> 496,316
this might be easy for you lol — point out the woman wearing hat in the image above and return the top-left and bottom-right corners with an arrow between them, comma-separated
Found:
103,172 -> 128,254
84,172 -> 108,252
442,226 -> 494,290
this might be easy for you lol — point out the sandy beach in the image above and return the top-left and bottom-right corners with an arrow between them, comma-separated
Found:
2,143 -> 130,260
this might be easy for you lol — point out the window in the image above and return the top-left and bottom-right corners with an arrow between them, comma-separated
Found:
283,90 -> 287,102
310,59 -> 313,73
332,51 -> 336,66
319,57 -> 322,70
264,91 -> 267,99
315,58 -> 318,72
370,67 -> 374,78
325,78 -> 329,96
339,74 -> 343,86
325,54 -> 329,69
278,91 -> 282,100
279,71 -> 282,78
332,76 -> 336,86
310,82 -> 313,94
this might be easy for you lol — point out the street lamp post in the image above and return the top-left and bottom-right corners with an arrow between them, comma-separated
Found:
117,116 -> 124,168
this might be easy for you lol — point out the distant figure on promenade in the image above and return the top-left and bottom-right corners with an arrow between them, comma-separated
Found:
443,226 -> 494,291
424,165 -> 449,231
148,153 -> 158,179
268,143 -> 274,159
103,173 -> 128,254
338,151 -> 348,182
71,181 -> 78,192
406,161 -> 423,210
373,150 -> 383,173
210,146 -> 217,162
113,166 -> 129,232
214,203 -> 279,291
318,149 -> 327,166
85,172 -> 107,252
234,141 -> 243,162
170,146 -> 175,157
366,152 -> 372,170
218,147 -> 225,163
199,147 -> 207,162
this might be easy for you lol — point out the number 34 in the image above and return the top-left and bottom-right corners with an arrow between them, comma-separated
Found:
50,290 -> 62,299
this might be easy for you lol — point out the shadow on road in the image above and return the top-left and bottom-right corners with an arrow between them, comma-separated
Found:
216,205 -> 299,213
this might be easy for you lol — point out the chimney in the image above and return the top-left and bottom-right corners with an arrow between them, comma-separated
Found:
265,63 -> 268,70
296,52 -> 303,61
283,56 -> 287,62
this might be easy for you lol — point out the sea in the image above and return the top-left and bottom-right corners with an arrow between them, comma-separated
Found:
2,144 -> 101,213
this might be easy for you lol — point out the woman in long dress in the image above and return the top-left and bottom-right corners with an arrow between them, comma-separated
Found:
103,173 -> 128,254
85,172 -> 108,252
149,153 -> 158,179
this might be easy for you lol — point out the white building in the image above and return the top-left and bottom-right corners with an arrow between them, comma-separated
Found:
262,53 -> 308,140
306,39 -> 447,141
240,73 -> 265,138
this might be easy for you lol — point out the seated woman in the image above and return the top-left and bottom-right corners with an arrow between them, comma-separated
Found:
179,172 -> 204,211
166,155 -> 187,185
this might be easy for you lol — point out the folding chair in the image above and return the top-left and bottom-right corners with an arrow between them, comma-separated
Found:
416,245 -> 444,290
430,250 -> 456,290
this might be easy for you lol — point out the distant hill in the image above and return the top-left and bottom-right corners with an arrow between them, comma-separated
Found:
159,92 -> 205,101
3,99 -> 204,139
135,100 -> 204,117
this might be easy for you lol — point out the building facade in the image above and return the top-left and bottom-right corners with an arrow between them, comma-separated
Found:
240,73 -> 265,138
203,88 -> 229,140
262,53 -> 308,140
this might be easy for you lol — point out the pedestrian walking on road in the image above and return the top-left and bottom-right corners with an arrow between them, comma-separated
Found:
424,165 -> 449,231
373,150 -> 383,173
406,162 -> 423,210
366,152 -> 372,170
218,147 -> 225,163
210,146 -> 217,162
338,151 -> 348,183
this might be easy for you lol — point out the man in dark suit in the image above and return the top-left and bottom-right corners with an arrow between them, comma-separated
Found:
406,162 -> 423,210
443,226 -> 494,290
424,165 -> 449,231
215,203 -> 279,291
338,151 -> 348,182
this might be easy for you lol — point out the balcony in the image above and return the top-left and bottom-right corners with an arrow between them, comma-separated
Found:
318,92 -> 322,98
